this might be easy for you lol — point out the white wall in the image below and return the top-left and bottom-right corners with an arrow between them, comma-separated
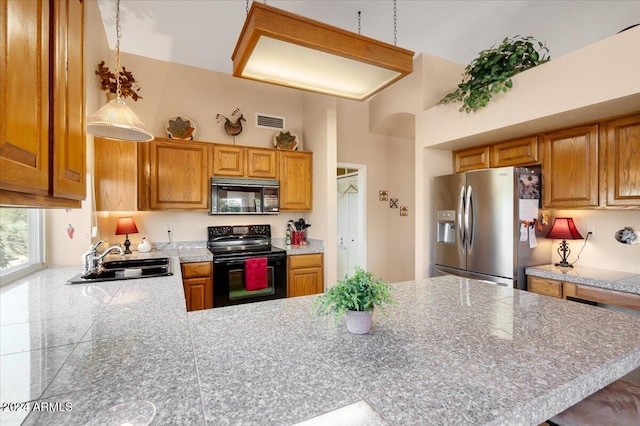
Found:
551,210 -> 640,274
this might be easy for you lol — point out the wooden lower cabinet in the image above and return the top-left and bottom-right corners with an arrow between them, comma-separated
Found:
527,276 -> 563,298
181,262 -> 213,312
287,253 -> 323,297
527,275 -> 640,311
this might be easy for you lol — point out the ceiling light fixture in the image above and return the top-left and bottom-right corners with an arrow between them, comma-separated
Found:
232,2 -> 414,101
86,0 -> 153,142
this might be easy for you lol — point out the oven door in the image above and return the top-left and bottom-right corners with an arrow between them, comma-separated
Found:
213,253 -> 287,307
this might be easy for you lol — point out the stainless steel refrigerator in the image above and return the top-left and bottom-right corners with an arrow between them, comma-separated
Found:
433,166 -> 550,289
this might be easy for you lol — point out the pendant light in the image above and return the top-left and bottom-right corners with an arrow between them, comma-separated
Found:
232,2 -> 414,101
86,0 -> 153,142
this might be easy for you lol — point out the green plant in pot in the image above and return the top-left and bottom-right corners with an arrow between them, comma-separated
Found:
438,35 -> 550,112
312,267 -> 395,334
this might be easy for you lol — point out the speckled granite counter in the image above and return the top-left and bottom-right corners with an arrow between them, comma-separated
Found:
272,237 -> 324,255
0,257 -> 204,425
526,264 -> 640,295
2,269 -> 640,425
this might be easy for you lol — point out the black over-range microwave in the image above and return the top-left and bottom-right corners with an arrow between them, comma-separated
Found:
210,177 -> 279,215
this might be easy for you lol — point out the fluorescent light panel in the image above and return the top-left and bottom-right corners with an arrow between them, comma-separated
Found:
232,3 -> 414,101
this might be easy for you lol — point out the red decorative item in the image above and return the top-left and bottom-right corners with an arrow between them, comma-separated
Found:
67,224 -> 75,239
245,257 -> 268,291
547,217 -> 584,268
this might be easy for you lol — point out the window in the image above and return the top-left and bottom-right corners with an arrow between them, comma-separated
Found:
0,207 -> 44,281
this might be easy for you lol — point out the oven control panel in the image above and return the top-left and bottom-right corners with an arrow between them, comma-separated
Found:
208,225 -> 271,239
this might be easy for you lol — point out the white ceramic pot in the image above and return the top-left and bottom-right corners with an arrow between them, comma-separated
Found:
345,310 -> 373,334
138,237 -> 151,253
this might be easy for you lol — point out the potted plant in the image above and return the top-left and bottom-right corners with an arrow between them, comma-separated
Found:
95,60 -> 143,101
438,35 -> 550,112
312,267 -> 395,334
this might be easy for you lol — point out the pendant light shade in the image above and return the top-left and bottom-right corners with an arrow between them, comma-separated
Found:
87,98 -> 154,142
86,0 -> 153,142
232,2 -> 414,101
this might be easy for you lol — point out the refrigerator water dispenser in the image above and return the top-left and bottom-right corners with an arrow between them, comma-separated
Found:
437,210 -> 456,244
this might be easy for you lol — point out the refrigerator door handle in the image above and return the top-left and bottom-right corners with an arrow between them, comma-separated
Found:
458,185 -> 466,251
465,185 -> 474,253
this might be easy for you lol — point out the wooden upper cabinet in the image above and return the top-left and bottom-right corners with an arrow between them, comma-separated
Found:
247,147 -> 278,179
1,0 -> 51,196
212,145 -> 245,177
0,0 -> 85,207
148,139 -> 210,210
602,114 -> 640,207
280,151 -> 312,211
542,124 -> 599,208
491,136 -> 539,168
453,146 -> 490,173
94,137 -> 138,211
51,0 -> 84,200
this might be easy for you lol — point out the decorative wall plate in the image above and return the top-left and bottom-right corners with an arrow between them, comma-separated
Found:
273,130 -> 299,150
166,116 -> 197,140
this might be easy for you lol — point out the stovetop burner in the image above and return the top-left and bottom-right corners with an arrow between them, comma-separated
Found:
207,225 -> 285,258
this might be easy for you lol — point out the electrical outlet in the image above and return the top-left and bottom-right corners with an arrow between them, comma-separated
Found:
587,224 -> 596,238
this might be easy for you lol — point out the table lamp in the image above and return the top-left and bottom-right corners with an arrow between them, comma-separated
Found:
115,217 -> 138,254
546,217 -> 583,268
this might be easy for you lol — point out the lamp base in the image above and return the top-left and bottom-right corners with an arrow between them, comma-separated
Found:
554,261 -> 574,268
123,237 -> 132,254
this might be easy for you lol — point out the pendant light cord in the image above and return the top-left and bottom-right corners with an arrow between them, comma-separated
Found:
357,11 -> 361,34
115,0 -> 122,99
393,0 -> 397,46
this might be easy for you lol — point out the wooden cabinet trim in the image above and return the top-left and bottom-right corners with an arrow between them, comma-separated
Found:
564,282 -> 640,311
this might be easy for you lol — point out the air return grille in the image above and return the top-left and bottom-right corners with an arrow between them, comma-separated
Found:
256,113 -> 285,130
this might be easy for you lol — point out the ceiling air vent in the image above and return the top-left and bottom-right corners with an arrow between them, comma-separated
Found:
256,113 -> 285,130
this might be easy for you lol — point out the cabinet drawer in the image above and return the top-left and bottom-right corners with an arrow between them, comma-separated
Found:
564,282 -> 640,311
288,253 -> 323,269
181,261 -> 212,278
527,276 -> 563,298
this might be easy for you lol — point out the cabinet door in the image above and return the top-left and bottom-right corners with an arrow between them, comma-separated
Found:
542,125 -> 599,208
453,146 -> 490,173
247,147 -> 278,179
149,139 -> 209,210
181,262 -> 213,312
183,277 -> 213,312
280,151 -> 312,211
94,137 -> 138,211
51,0 -> 85,200
212,145 -> 245,177
288,267 -> 323,297
491,136 -> 539,168
603,114 -> 640,207
0,0 -> 50,195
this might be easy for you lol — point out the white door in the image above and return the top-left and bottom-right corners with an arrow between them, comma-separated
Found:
337,165 -> 366,279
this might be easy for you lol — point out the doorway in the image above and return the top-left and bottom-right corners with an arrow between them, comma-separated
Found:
336,163 -> 366,279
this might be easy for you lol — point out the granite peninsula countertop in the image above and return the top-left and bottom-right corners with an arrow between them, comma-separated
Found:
2,262 -> 640,425
526,264 -> 640,295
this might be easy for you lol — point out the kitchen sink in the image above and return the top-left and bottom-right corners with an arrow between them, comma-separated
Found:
66,257 -> 173,284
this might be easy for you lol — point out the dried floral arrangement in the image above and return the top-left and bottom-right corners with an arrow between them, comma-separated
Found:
95,60 -> 143,101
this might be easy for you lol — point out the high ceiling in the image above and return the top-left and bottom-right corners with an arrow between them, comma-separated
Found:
97,0 -> 639,77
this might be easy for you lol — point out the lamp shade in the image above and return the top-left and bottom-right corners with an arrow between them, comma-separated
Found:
86,98 -> 154,142
232,2 -> 414,101
115,217 -> 139,235
547,218 -> 583,240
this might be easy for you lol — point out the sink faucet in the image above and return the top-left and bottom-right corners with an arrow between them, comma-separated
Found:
81,240 -> 124,276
